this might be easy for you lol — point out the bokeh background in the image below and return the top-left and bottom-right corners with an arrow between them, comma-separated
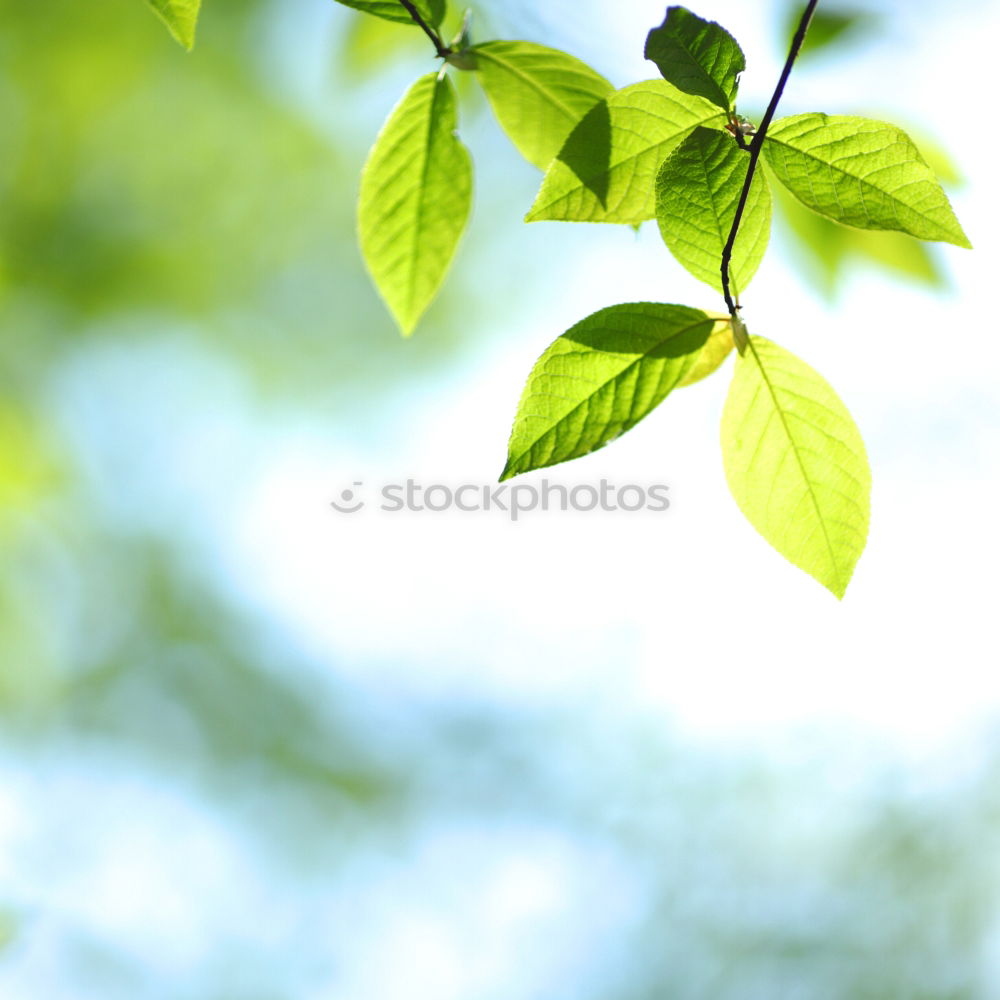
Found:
1,0 -> 998,996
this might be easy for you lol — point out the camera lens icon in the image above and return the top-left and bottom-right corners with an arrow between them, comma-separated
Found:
330,482 -> 365,514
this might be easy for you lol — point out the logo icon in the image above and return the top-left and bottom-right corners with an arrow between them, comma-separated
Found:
330,481 -> 365,514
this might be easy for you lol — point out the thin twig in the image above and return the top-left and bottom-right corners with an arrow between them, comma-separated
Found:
397,0 -> 451,58
720,0 -> 819,317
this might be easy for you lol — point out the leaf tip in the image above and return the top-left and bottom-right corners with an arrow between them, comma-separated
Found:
146,0 -> 200,50
385,301 -> 418,337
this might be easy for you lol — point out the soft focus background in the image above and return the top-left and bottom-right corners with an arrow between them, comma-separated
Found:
1,0 -> 998,996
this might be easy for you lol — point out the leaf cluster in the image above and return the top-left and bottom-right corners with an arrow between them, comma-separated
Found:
145,0 -> 970,597
501,4 -> 968,597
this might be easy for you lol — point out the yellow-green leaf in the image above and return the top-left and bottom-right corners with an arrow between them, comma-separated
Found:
763,114 -> 971,248
655,126 -> 771,295
358,73 -> 472,336
527,80 -> 726,225
721,336 -> 871,598
144,0 -> 201,50
771,174 -> 945,297
501,303 -> 713,479
470,41 -> 613,171
678,314 -> 733,386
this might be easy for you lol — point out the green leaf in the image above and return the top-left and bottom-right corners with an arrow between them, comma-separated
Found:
678,314 -> 733,386
469,41 -> 613,171
771,176 -> 945,298
145,0 -> 201,50
501,303 -> 714,479
655,126 -> 771,295
644,6 -> 745,112
762,114 -> 971,248
527,80 -> 726,225
721,336 -> 871,598
333,0 -> 446,29
358,72 -> 472,336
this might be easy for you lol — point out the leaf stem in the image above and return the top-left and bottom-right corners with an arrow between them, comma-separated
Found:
398,0 -> 452,58
720,0 -> 819,317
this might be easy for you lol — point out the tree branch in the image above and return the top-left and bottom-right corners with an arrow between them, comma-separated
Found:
397,0 -> 451,58
721,0 -> 819,317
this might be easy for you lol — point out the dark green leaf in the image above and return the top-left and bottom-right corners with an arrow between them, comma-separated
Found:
644,6 -> 745,112
333,0 -> 446,29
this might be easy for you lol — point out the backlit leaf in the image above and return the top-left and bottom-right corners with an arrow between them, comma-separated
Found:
655,126 -> 771,295
470,41 -> 613,170
501,303 -> 713,479
144,0 -> 201,50
678,314 -> 733,386
721,335 -> 871,598
527,80 -> 726,225
771,176 -> 945,297
358,73 -> 472,335
763,114 -> 971,247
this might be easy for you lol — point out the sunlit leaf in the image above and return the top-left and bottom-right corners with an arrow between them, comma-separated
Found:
655,126 -> 770,295
644,5 -> 745,112
470,41 -> 613,170
771,176 -> 945,297
358,72 -> 472,335
763,114 -> 971,247
501,303 -> 713,479
144,0 -> 201,50
527,80 -> 726,225
721,335 -> 871,598
678,313 -> 733,386
333,0 -> 446,29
